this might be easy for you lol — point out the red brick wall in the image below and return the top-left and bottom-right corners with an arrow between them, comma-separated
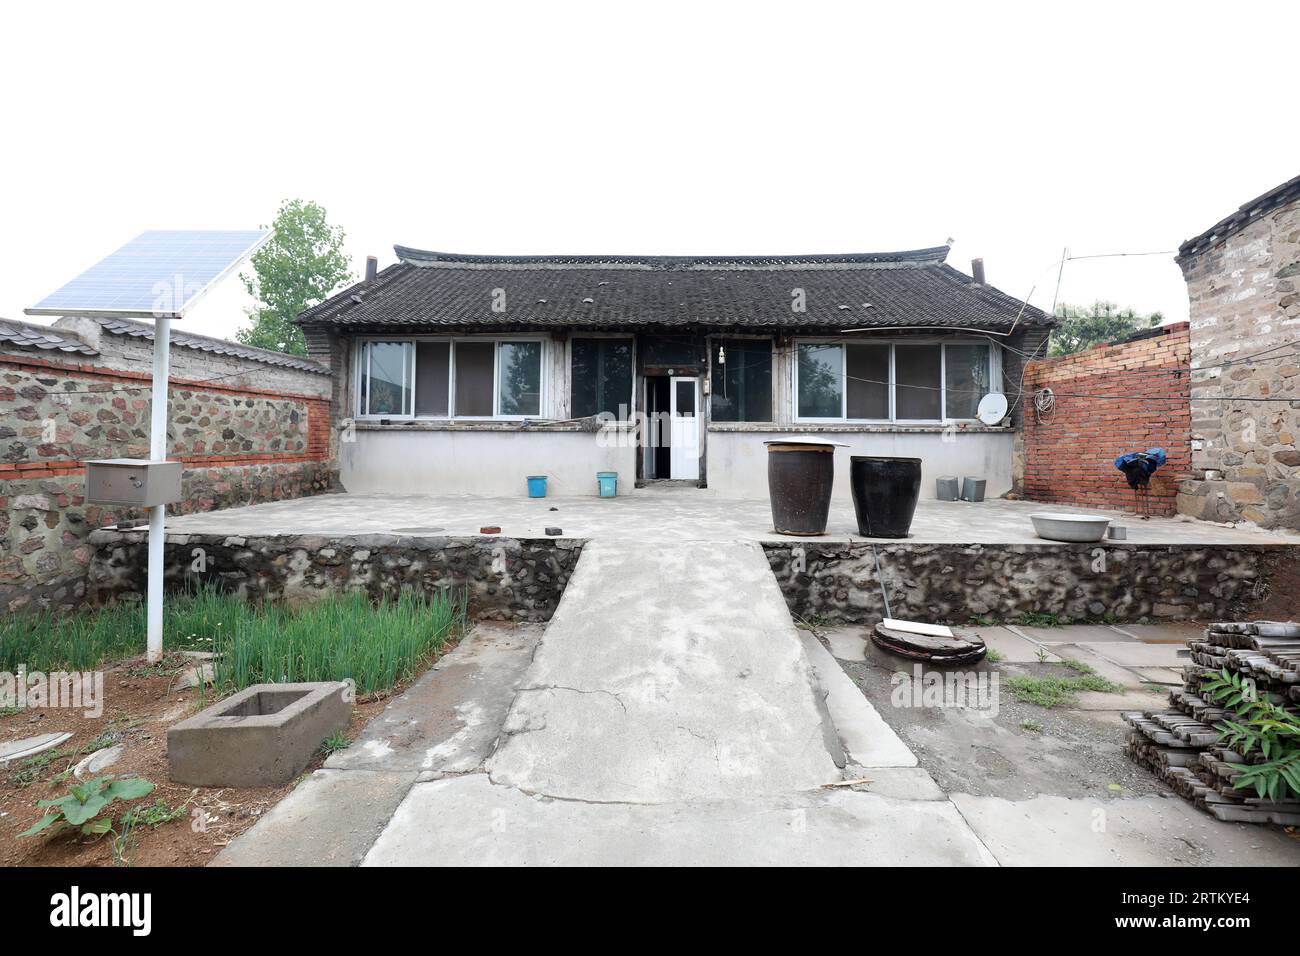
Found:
1021,323 -> 1191,516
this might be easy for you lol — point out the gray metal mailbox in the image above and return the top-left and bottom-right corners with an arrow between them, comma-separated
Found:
85,458 -> 182,507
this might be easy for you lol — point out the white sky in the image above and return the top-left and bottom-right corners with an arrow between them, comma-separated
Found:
3,0 -> 1298,342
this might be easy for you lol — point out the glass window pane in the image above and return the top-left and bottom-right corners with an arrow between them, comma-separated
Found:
675,380 -> 695,416
414,341 -> 450,416
710,339 -> 772,422
571,338 -> 633,419
367,341 -> 411,415
797,343 -> 842,418
498,341 -> 542,416
895,344 -> 941,419
846,344 -> 890,419
454,341 -> 495,416
944,344 -> 991,419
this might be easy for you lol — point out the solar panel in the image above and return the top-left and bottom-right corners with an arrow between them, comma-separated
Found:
26,229 -> 272,319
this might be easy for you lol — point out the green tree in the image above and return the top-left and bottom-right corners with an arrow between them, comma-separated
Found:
236,199 -> 353,355
1049,301 -> 1164,356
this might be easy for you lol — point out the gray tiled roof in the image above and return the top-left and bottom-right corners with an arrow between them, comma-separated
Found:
1178,174 -> 1300,262
299,246 -> 1053,332
90,316 -> 331,374
0,317 -> 99,355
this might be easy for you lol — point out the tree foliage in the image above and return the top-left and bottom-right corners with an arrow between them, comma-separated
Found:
1049,301 -> 1164,357
236,199 -> 353,356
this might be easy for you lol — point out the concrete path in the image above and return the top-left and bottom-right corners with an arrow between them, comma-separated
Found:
485,540 -> 842,804
360,538 -> 987,865
217,538 -> 985,866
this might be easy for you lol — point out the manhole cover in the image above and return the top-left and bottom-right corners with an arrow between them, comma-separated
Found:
392,527 -> 446,534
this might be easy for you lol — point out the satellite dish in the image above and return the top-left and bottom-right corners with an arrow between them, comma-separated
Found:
976,393 -> 1008,426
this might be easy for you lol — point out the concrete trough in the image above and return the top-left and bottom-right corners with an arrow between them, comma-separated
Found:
168,681 -> 351,788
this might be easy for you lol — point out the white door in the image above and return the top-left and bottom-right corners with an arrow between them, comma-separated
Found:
669,376 -> 700,480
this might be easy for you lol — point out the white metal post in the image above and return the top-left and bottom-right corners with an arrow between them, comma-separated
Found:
147,317 -> 171,662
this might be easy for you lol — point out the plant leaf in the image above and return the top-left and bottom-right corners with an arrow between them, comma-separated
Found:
18,813 -> 64,837
61,793 -> 111,826
104,778 -> 155,801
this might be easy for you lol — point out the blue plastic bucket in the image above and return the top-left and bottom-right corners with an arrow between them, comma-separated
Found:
596,471 -> 618,498
526,475 -> 548,498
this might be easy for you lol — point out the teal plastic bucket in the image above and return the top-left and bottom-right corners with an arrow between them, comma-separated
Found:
526,475 -> 548,498
596,471 -> 618,498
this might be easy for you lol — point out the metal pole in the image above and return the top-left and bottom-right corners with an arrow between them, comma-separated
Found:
147,317 -> 171,662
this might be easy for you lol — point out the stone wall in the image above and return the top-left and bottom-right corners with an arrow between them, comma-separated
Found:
86,530 -> 583,623
1177,194 -> 1300,529
763,540 -> 1291,624
1,326 -> 336,612
1020,323 -> 1192,515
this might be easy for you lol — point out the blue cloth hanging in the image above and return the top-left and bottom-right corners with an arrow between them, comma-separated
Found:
1114,448 -> 1167,489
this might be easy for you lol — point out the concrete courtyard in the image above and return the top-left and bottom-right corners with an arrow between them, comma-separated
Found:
204,491 -> 1300,866
165,490 -> 1297,546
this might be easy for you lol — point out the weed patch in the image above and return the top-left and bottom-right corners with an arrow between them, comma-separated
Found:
1006,673 -> 1120,708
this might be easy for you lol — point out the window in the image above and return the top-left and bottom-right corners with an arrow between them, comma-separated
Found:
711,338 -> 773,422
675,379 -> 695,416
356,338 -> 544,419
894,344 -> 941,420
571,338 -> 633,419
944,343 -> 991,420
454,342 -> 495,416
846,344 -> 889,419
358,341 -> 414,416
795,340 -> 996,422
797,343 -> 842,418
414,342 -> 449,416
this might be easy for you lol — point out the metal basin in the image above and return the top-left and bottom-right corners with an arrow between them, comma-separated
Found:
1030,512 -> 1112,543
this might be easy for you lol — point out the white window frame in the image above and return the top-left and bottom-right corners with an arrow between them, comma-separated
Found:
355,339 -> 417,419
354,335 -> 547,421
793,337 -> 1001,425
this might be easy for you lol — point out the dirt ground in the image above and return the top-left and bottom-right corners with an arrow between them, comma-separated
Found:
835,635 -> 1171,801
1248,548 -> 1300,622
0,651 -> 442,868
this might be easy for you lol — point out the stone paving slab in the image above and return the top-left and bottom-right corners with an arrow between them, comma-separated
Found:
363,774 -> 996,866
1016,624 -> 1139,645
1078,640 -> 1186,668
486,539 -> 843,803
213,769 -> 418,867
1111,622 -> 1206,644
825,630 -> 867,662
950,792 -> 1300,867
326,623 -> 539,774
969,626 -> 1060,662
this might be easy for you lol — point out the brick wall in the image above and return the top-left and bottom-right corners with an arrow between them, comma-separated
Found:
1020,323 -> 1192,515
1,329 -> 336,612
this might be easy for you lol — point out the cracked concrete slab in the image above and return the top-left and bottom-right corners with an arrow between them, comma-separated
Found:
486,539 -> 843,803
326,623 -> 540,773
950,793 -> 1300,867
213,769 -> 418,867
363,774 -> 996,866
